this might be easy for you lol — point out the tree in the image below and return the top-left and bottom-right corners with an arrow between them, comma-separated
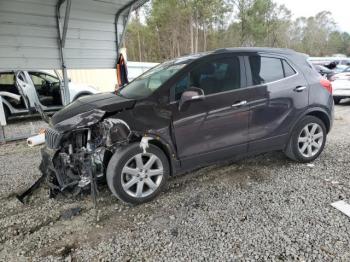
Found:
125,0 -> 350,62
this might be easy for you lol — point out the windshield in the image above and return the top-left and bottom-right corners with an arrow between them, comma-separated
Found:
118,61 -> 187,99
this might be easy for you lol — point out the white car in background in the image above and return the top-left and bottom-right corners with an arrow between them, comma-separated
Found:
332,79 -> 350,104
0,70 -> 99,120
330,66 -> 350,81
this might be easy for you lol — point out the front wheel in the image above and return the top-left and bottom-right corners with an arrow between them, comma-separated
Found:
107,143 -> 169,204
285,116 -> 327,163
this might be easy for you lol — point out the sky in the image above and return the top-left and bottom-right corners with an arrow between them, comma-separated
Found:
275,0 -> 349,33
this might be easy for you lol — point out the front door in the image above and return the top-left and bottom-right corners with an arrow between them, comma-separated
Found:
169,55 -> 250,168
15,71 -> 40,113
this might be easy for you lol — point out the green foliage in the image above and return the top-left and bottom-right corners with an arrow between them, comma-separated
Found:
125,0 -> 350,62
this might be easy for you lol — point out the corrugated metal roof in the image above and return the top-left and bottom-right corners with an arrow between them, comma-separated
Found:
0,0 -> 147,70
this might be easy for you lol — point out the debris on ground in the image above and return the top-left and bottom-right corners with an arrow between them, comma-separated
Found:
60,207 -> 82,220
331,200 -> 350,218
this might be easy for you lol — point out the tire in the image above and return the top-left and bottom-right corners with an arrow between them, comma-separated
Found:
285,116 -> 327,163
333,97 -> 341,105
107,143 -> 169,204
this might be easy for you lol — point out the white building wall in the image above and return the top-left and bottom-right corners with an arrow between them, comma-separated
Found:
67,61 -> 158,92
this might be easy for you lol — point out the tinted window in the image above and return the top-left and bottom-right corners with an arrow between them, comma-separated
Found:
250,56 -> 284,85
282,60 -> 296,77
173,75 -> 190,101
173,57 -> 241,100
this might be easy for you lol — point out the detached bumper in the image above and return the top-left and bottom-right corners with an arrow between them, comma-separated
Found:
16,147 -> 58,203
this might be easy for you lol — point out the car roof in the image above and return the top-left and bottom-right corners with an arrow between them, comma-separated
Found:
173,47 -> 303,64
212,47 -> 298,55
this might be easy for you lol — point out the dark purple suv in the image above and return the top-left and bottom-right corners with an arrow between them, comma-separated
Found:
40,48 -> 334,204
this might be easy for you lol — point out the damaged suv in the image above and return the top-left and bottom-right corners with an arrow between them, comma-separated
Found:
39,48 -> 334,204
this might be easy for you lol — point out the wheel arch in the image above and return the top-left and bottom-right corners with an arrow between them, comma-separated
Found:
148,139 -> 174,175
286,107 -> 332,151
306,110 -> 331,133
130,134 -> 178,176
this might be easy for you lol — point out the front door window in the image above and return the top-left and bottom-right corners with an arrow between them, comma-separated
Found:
172,57 -> 241,101
28,72 -> 62,107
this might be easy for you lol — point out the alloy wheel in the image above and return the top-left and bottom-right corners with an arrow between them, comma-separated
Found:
297,123 -> 324,158
121,153 -> 164,198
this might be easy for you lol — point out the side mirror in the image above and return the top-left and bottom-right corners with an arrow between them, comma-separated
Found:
179,87 -> 205,111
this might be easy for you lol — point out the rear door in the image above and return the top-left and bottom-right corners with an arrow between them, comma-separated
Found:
245,54 -> 309,152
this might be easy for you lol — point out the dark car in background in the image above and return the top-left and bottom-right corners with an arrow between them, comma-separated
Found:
314,64 -> 335,80
40,48 -> 334,204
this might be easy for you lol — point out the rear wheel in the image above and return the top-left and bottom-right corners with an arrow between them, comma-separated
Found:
333,97 -> 341,105
285,116 -> 326,163
107,143 -> 169,204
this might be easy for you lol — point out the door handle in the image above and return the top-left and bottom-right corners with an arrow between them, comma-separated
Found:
294,86 -> 307,92
232,100 -> 247,107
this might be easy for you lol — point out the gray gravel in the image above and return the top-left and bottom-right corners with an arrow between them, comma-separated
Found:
1,104 -> 350,261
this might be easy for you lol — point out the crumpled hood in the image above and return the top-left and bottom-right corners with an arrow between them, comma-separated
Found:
51,93 -> 136,127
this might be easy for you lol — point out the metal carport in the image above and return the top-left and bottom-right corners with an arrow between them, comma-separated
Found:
0,0 -> 148,128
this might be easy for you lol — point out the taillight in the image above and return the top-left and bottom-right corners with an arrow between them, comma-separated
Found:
320,78 -> 332,94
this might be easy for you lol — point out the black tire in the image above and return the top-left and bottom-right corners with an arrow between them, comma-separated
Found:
285,116 -> 327,163
106,143 -> 169,205
333,97 -> 341,105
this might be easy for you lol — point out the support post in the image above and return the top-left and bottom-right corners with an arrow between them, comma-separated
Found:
118,5 -> 134,51
115,3 -> 135,60
56,0 -> 72,106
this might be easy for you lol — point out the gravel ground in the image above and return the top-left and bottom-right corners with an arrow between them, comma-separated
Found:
0,104 -> 350,261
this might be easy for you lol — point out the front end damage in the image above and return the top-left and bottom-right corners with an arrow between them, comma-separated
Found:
19,109 -> 135,205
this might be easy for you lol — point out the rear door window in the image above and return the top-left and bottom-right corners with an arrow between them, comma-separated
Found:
249,56 -> 296,85
282,60 -> 296,77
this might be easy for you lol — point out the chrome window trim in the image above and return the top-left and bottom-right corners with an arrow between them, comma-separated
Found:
246,56 -> 298,89
244,70 -> 299,90
168,55 -> 300,105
